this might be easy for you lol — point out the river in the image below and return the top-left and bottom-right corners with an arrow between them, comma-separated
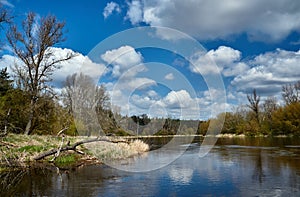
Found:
1,136 -> 300,196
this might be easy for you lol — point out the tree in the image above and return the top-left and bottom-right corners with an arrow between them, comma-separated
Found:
282,81 -> 300,105
247,89 -> 260,124
262,96 -> 277,132
131,114 -> 151,135
62,73 -> 77,114
6,12 -> 75,134
0,67 -> 12,96
272,102 -> 300,135
63,73 -> 114,136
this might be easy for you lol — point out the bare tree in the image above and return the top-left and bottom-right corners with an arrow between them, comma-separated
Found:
262,96 -> 277,119
6,12 -> 75,134
62,73 -> 111,136
282,81 -> 300,105
247,89 -> 260,123
62,73 -> 77,114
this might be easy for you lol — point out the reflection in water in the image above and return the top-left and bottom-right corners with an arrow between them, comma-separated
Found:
169,167 -> 193,184
1,137 -> 300,196
252,149 -> 265,184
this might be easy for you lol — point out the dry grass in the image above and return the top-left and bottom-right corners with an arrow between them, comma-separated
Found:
84,139 -> 149,161
0,134 -> 149,166
0,134 -> 77,165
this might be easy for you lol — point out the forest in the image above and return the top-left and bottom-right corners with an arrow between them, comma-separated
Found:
0,9 -> 300,137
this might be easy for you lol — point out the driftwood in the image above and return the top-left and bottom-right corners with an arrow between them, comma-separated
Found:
34,137 -> 128,161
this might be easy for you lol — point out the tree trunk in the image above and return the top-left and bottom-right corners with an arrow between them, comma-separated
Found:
25,99 -> 35,135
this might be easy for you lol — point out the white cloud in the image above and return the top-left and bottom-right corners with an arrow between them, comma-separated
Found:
126,0 -> 143,25
103,2 -> 121,19
189,50 -> 220,75
189,46 -> 249,76
162,90 -> 195,109
0,47 -> 106,87
206,46 -> 249,77
231,49 -> 300,95
101,45 -> 144,78
164,73 -> 174,80
147,90 -> 158,98
124,0 -> 300,42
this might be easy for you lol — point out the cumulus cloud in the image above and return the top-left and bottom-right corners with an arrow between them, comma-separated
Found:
231,49 -> 300,95
0,47 -> 106,87
162,90 -> 195,109
189,50 -> 220,75
189,46 -> 249,76
126,89 -> 203,119
101,45 -> 144,78
201,46 -> 249,77
188,45 -> 300,105
125,0 -> 143,25
124,0 -> 300,42
103,2 -> 121,19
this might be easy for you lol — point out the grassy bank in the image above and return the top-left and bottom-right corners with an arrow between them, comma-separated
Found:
0,134 -> 149,168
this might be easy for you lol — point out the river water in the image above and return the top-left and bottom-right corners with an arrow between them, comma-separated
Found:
1,136 -> 300,196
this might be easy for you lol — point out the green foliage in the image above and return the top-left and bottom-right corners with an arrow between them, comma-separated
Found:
198,120 -> 209,135
0,89 -> 30,133
272,102 -> 300,135
0,67 -> 13,96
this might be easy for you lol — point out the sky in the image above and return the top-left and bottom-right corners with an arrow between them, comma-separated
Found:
1,0 -> 300,120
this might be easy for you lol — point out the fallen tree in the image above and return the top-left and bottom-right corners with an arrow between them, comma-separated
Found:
34,137 -> 128,161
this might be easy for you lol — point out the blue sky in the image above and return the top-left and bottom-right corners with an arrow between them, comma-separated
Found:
1,0 -> 300,119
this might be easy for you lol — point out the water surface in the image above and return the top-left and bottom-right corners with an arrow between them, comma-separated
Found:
1,137 -> 300,196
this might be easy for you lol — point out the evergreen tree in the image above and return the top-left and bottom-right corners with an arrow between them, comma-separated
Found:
0,67 -> 13,96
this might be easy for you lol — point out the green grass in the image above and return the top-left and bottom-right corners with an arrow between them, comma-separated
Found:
54,154 -> 78,167
18,145 -> 44,153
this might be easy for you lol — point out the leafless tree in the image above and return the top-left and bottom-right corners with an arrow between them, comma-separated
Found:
62,73 -> 77,114
247,89 -> 260,123
282,81 -> 300,105
262,96 -> 277,120
62,73 -> 110,136
6,12 -> 76,134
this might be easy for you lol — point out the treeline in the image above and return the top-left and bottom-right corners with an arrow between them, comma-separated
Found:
152,82 -> 300,136
201,82 -> 300,136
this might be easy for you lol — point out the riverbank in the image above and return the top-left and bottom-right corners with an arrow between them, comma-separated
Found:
0,134 -> 149,169
1,133 -> 297,170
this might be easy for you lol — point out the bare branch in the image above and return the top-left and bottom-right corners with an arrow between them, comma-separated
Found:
247,89 -> 260,123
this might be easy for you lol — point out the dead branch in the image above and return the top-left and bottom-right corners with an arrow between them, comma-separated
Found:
34,137 -> 128,161
50,135 -> 65,162
56,127 -> 69,136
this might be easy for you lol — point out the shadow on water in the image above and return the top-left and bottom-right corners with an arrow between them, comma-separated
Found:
1,136 -> 300,196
